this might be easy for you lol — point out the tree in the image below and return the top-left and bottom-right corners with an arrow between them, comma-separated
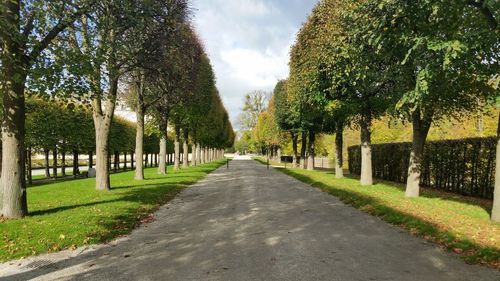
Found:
0,0 -> 93,217
186,54 -> 217,166
351,0 -> 498,196
253,93 -> 288,160
124,0 -> 189,180
25,98 -> 59,178
288,2 -> 348,171
64,0 -> 171,190
237,91 -> 267,131
273,80 -> 300,166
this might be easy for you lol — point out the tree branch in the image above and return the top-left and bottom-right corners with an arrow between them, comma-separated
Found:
144,96 -> 164,109
21,13 -> 35,40
28,2 -> 94,63
466,0 -> 498,30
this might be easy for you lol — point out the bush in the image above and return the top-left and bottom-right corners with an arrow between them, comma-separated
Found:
348,137 -> 496,199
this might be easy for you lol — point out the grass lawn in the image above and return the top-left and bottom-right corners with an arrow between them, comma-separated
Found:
254,157 -> 500,268
0,160 -> 225,262
29,167 -> 134,182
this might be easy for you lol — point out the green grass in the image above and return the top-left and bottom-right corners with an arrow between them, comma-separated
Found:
254,157 -> 500,268
29,167 -> 134,181
0,160 -> 225,262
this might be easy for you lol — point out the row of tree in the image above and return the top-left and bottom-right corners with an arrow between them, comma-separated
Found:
253,0 -> 499,221
0,0 -> 234,218
24,98 -> 166,180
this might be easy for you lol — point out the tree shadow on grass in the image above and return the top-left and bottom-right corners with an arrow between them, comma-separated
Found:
343,173 -> 492,214
0,161 -> 224,265
277,167 -> 500,265
142,175 -> 203,181
28,180 -> 194,218
28,176 -> 90,188
29,199 -> 122,216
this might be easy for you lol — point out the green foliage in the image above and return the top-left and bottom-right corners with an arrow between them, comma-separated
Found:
109,118 -> 136,153
234,130 -> 253,154
252,96 -> 288,149
148,27 -> 235,150
273,79 -> 300,133
349,0 -> 498,121
25,98 -> 144,154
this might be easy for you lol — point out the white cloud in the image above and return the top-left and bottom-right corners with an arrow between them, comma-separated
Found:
220,48 -> 287,88
192,0 -> 318,129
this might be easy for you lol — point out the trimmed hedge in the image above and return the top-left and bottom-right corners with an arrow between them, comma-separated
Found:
348,137 -> 496,199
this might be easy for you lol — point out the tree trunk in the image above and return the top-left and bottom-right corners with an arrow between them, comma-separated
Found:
335,125 -> 344,178
183,129 -> 189,168
174,125 -> 180,171
130,151 -> 134,169
491,112 -> 500,222
123,152 -> 127,170
192,144 -> 197,166
0,1 -> 30,217
52,147 -> 58,179
88,151 -> 93,169
26,148 -> 32,184
114,151 -> 119,172
44,149 -> 51,178
61,149 -> 66,176
300,131 -> 307,169
405,109 -> 432,197
291,132 -> 298,167
196,143 -> 201,164
192,140 -> 197,166
93,103 -> 114,191
158,126 -> 167,174
307,130 -> 315,171
360,113 -> 373,186
73,149 -> 79,178
200,146 -> 205,164
134,103 -> 145,180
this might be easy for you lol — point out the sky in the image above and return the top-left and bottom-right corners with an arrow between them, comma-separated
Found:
192,0 -> 318,130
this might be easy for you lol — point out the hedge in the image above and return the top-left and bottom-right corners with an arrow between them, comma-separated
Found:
348,137 -> 496,199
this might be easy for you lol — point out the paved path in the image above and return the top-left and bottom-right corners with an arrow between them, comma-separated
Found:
1,159 -> 498,280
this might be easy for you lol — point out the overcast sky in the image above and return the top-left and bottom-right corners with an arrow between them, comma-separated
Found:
192,0 -> 318,130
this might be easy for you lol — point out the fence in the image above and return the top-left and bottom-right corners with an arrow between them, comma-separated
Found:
348,137 -> 496,199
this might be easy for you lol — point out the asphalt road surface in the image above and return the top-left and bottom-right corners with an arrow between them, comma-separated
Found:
1,158 -> 498,280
